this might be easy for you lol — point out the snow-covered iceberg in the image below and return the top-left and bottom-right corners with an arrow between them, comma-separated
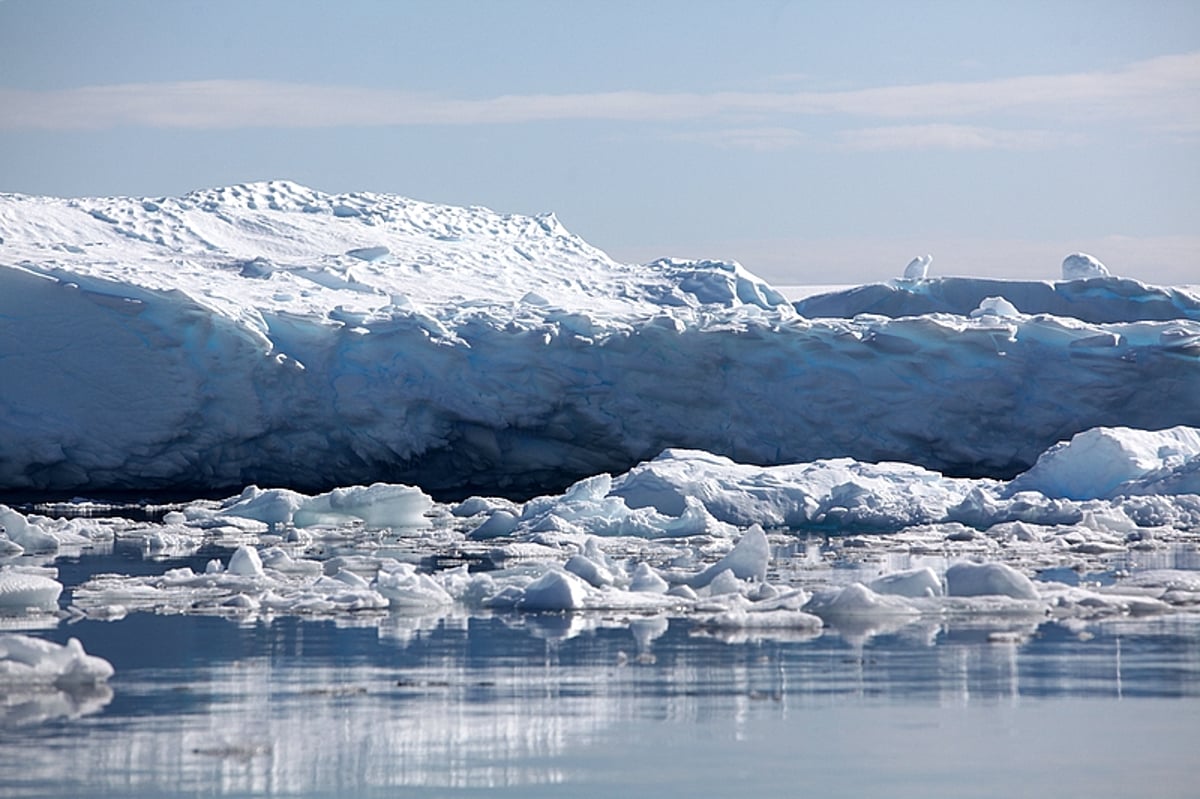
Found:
794,275 -> 1200,323
1,182 -> 1197,500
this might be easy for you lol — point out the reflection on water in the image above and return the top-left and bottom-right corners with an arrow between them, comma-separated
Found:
2,610 -> 1199,798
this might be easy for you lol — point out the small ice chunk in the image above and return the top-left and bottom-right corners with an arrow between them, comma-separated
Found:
903,254 -> 932,280
226,545 -> 264,578
704,569 -> 744,596
0,506 -> 58,553
690,525 -> 769,588
803,583 -> 919,619
519,570 -> 590,611
0,635 -> 113,686
470,510 -> 520,539
0,569 -> 63,612
1061,252 -> 1110,280
869,567 -> 944,598
629,562 -> 669,594
945,561 -> 1038,599
970,296 -> 1020,318
564,554 -> 615,588
374,564 -> 453,609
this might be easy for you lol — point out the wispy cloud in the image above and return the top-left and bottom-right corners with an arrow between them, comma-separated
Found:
2,52 -> 1197,144
839,124 -> 1085,151
668,127 -> 808,151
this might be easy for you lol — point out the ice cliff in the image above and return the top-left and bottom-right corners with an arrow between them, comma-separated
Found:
1,181 -> 1197,498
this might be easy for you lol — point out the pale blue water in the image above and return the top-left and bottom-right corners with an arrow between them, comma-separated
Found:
3,568 -> 1199,798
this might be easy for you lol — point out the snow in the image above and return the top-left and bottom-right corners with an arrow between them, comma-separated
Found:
3,183 -> 1198,498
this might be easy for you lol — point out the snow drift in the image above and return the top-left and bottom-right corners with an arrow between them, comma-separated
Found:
1,182 -> 1198,498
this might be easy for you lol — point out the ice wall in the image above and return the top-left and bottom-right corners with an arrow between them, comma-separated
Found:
1,183 -> 1198,498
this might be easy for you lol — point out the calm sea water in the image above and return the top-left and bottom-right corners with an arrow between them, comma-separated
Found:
3,549 -> 1200,799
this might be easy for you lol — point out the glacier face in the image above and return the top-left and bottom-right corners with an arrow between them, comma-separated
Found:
1,182 -> 1198,498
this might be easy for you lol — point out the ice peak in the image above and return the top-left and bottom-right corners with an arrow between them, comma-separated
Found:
902,254 -> 932,280
1062,252 -> 1110,281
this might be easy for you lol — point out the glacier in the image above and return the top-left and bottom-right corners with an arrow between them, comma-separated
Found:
2,181 -> 1198,499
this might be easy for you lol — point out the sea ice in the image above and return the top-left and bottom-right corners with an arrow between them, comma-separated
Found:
0,568 -> 63,613
0,635 -> 113,686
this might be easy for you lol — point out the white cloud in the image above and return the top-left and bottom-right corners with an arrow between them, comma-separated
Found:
668,127 -> 808,151
839,124 -> 1084,151
1,52 -> 1197,137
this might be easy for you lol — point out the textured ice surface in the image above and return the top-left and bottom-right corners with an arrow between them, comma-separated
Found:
0,567 -> 62,612
2,183 -> 1198,498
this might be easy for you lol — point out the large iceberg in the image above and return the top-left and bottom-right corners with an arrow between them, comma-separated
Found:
1,182 -> 1197,500
794,275 -> 1200,323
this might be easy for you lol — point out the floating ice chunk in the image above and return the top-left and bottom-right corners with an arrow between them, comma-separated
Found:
689,525 -> 769,588
374,563 -> 453,610
221,487 -> 307,528
698,607 -> 823,632
220,483 -> 433,529
945,562 -> 1038,599
803,583 -> 919,619
0,635 -> 113,686
1062,252 -> 1110,280
226,545 -> 264,578
519,569 -> 590,611
903,254 -> 932,280
704,569 -> 745,597
0,568 -> 63,612
970,296 -> 1020,318
0,506 -> 59,553
470,510 -> 520,539
294,483 -> 433,529
1009,425 -> 1200,500
869,567 -> 944,598
629,562 -> 669,594
564,554 -> 615,588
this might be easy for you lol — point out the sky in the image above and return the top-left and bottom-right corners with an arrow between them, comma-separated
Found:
1,0 -> 1198,285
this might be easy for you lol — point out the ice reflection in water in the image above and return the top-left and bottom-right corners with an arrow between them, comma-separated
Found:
1,608 -> 1199,798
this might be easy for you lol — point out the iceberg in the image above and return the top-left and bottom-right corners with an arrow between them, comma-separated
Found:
2,183 -> 1197,500
793,275 -> 1200,324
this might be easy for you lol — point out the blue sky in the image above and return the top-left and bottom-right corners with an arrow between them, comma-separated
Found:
1,0 -> 1197,284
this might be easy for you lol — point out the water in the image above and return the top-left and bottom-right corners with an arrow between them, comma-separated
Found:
4,603 -> 1199,797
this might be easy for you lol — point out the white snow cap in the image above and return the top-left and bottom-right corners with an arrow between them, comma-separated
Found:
1062,252 -> 1110,280
903,254 -> 932,280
